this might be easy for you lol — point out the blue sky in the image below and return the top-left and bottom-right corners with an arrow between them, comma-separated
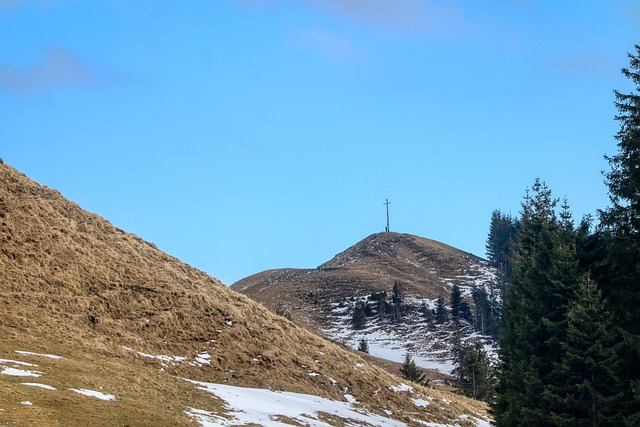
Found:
2,1 -> 639,285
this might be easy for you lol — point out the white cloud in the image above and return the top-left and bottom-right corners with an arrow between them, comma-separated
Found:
0,47 -> 94,93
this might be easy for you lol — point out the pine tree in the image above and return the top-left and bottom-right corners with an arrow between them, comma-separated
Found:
357,337 -> 369,354
351,300 -> 367,330
451,284 -> 473,324
371,291 -> 387,321
450,284 -> 462,322
454,341 -> 495,402
391,282 -> 403,322
459,296 -> 473,324
400,353 -> 426,385
598,44 -> 640,422
472,287 -> 491,335
486,209 -> 519,284
435,296 -> 447,324
548,275 -> 624,426
493,180 -> 578,426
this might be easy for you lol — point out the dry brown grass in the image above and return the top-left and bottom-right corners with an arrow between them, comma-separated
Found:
231,231 -> 493,337
0,163 -> 490,426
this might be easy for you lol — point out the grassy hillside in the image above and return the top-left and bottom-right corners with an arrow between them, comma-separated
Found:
232,232 -> 497,328
0,162 -> 490,426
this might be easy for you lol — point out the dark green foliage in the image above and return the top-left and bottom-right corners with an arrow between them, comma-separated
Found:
597,44 -> 640,423
548,275 -> 624,426
493,180 -> 632,425
486,209 -> 519,284
391,282 -> 404,322
370,291 -> 387,321
459,296 -> 473,324
471,287 -> 500,338
450,284 -> 463,322
471,287 -> 487,333
493,46 -> 640,425
453,341 -> 495,402
435,296 -> 447,324
601,44 -> 640,238
351,300 -> 367,330
400,353 -> 426,385
357,337 -> 369,353
493,180 -> 577,426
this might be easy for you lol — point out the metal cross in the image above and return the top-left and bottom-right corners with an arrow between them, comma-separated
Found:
384,199 -> 390,232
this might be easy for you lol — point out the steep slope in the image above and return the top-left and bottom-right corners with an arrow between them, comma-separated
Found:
232,232 -> 500,377
0,162 -> 490,426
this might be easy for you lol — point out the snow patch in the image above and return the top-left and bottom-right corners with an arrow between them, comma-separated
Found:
343,393 -> 357,404
21,383 -> 57,390
390,384 -> 413,392
412,398 -> 430,407
0,358 -> 38,367
70,388 -> 116,401
16,351 -> 63,360
185,407 -> 228,426
1,367 -> 42,377
184,379 -> 408,427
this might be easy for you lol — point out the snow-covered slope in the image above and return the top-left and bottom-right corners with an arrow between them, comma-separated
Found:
185,380 -> 492,427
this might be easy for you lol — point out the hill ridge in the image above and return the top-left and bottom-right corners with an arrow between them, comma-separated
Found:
232,229 -> 500,379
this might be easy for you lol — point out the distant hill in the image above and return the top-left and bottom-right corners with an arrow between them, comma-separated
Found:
0,162 -> 491,426
232,232 -> 500,378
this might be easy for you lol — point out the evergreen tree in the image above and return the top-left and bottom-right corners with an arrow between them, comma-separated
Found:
459,296 -> 473,324
450,284 -> 463,321
450,284 -> 472,324
486,209 -> 519,284
548,275 -> 624,426
357,337 -> 369,354
400,353 -> 426,385
371,291 -> 387,321
435,296 -> 447,324
454,341 -> 495,402
351,300 -> 367,330
391,282 -> 403,322
598,44 -> 640,422
472,287 -> 492,335
493,180 -> 578,426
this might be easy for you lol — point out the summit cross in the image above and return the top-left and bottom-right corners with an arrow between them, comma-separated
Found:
384,199 -> 390,232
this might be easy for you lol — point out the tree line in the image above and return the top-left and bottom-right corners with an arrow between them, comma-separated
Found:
490,45 -> 640,426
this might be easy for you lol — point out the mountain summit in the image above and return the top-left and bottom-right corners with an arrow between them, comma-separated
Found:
233,232 -> 500,377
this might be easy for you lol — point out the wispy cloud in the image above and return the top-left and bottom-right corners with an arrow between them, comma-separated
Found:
236,0 -> 501,43
545,51 -> 616,80
0,46 -> 94,93
0,0 -> 58,7
306,0 -> 431,33
297,28 -> 362,64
